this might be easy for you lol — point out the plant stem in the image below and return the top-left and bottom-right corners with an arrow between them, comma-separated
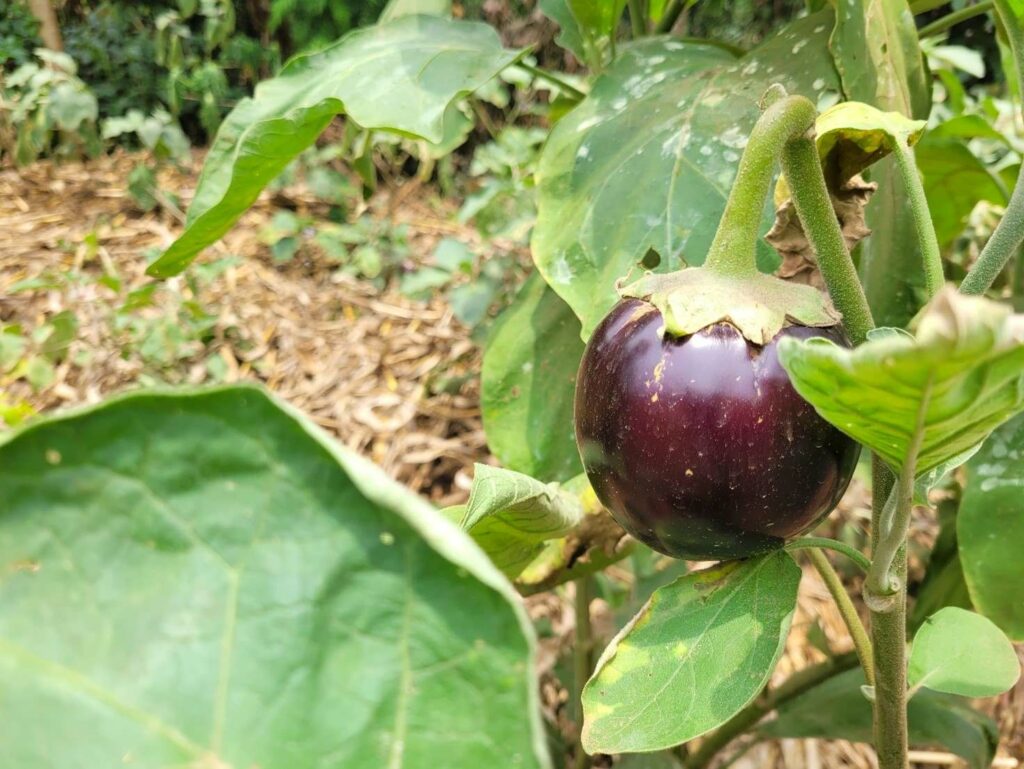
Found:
910,0 -> 953,13
684,652 -> 860,769
891,141 -> 944,299
960,0 -> 1024,294
703,93 -> 818,278
781,137 -> 876,345
627,0 -> 646,37
515,62 -> 588,101
918,0 -> 994,38
806,548 -> 875,686
868,456 -> 908,769
573,575 -> 595,769
655,0 -> 686,33
784,536 -> 872,572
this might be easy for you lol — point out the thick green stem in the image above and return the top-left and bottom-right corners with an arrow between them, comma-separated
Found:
573,575 -> 595,769
515,62 -> 587,101
891,141 -> 945,299
703,94 -> 817,278
684,653 -> 860,769
781,137 -> 876,344
868,457 -> 908,769
918,0 -> 994,38
655,0 -> 686,33
960,0 -> 1024,294
784,536 -> 872,572
627,0 -> 646,37
807,548 -> 875,686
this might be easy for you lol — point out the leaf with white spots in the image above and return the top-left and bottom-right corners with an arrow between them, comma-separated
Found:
0,386 -> 550,769
959,413 -> 1024,640
581,552 -> 801,753
533,11 -> 842,338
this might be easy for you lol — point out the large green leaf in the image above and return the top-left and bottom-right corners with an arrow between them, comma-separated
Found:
0,387 -> 549,769
453,463 -> 585,578
582,553 -> 800,753
829,0 -> 929,120
832,0 -> 932,328
481,273 -> 584,482
959,413 -> 1024,640
759,668 -> 999,769
908,607 -> 1020,698
379,0 -> 451,21
778,289 -> 1024,476
916,134 -> 1008,248
532,12 -> 841,338
148,17 -> 523,277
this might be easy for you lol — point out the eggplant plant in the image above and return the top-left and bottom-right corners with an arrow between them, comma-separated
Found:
3,1 -> 1024,768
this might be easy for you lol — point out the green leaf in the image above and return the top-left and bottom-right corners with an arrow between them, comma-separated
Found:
0,386 -> 550,769
481,273 -> 584,482
448,281 -> 498,327
379,0 -> 452,21
399,267 -> 452,300
909,608 -> 1020,698
22,355 -> 55,391
539,0 -> 587,62
959,413 -> 1024,640
0,329 -> 28,372
910,499 -> 973,631
532,12 -> 840,337
829,0 -> 930,120
38,310 -> 78,363
581,553 -> 800,754
916,135 -> 1008,247
457,463 -> 585,577
567,0 -> 628,41
778,288 -> 1024,476
433,238 -> 474,273
46,82 -> 98,131
811,101 -> 926,183
759,668 -> 999,769
148,17 -> 523,277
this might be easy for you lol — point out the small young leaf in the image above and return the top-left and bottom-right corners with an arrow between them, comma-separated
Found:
909,608 -> 1021,698
778,288 -> 1024,477
582,552 -> 800,754
459,463 -> 585,578
760,668 -> 998,769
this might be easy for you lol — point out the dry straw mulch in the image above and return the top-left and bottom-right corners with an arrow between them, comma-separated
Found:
1,152 -> 1021,768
